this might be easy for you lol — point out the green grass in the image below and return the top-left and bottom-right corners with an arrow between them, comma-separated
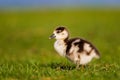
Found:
0,9 -> 120,80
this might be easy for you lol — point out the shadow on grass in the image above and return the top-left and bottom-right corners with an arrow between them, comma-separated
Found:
40,62 -> 76,70
50,62 -> 76,70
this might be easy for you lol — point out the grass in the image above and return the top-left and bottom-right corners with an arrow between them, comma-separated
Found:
0,9 -> 120,80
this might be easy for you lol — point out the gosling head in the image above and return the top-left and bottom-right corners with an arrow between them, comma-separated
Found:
49,27 -> 69,40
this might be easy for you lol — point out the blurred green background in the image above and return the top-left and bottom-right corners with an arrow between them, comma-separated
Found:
0,0 -> 120,80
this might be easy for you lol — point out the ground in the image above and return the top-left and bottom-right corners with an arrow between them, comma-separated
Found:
0,9 -> 120,80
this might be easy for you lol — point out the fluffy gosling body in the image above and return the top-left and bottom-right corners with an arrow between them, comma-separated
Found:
49,27 -> 100,69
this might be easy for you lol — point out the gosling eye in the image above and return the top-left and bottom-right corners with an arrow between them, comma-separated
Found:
56,30 -> 61,33
62,33 -> 64,35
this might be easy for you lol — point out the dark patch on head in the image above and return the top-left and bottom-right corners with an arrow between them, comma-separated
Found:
56,26 -> 69,43
56,27 -> 65,31
56,27 -> 65,33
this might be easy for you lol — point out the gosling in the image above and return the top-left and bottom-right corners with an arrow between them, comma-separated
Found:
49,26 -> 100,69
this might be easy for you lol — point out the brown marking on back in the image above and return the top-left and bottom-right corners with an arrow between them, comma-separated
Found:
89,42 -> 100,57
66,38 -> 79,54
86,48 -> 93,55
66,37 -> 100,57
81,38 -> 100,57
74,39 -> 85,53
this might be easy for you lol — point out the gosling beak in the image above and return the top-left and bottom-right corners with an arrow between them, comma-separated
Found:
49,34 -> 56,39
